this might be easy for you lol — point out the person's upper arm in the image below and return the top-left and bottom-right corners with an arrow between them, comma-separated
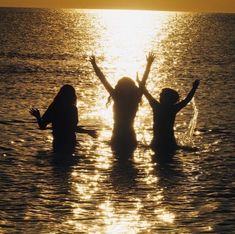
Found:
143,87 -> 159,108
100,78 -> 114,96
40,104 -> 53,129
149,98 -> 160,108
175,88 -> 196,112
175,99 -> 189,112
71,106 -> 79,127
92,63 -> 114,96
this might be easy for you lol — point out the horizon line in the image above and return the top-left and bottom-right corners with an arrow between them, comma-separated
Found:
0,6 -> 235,14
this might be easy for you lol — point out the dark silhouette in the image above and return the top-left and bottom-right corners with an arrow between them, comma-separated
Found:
142,79 -> 200,153
112,141 -> 136,161
30,84 -> 96,156
89,53 -> 155,151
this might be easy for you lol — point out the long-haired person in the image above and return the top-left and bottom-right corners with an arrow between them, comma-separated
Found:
90,53 -> 155,152
30,84 -> 96,156
142,79 -> 200,153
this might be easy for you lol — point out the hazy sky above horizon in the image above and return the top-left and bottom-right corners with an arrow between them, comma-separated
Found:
0,0 -> 235,13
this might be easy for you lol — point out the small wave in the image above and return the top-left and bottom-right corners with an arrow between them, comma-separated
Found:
177,145 -> 199,152
0,146 -> 13,151
0,119 -> 36,126
197,127 -> 234,135
0,64 -> 82,75
0,51 -> 74,61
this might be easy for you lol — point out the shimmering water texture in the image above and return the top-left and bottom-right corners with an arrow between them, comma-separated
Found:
0,8 -> 235,233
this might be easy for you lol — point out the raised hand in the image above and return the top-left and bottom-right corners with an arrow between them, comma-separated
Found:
29,108 -> 40,119
193,79 -> 200,89
136,72 -> 141,85
89,55 -> 96,66
146,52 -> 155,65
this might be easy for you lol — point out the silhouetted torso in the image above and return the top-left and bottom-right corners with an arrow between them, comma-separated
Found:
42,103 -> 78,154
151,102 -> 179,150
143,80 -> 200,154
111,92 -> 141,148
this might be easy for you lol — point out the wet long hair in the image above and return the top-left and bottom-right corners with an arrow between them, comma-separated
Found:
53,84 -> 77,108
106,77 -> 139,106
160,88 -> 179,105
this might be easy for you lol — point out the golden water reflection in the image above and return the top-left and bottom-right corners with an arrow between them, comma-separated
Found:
90,10 -> 175,146
67,146 -> 180,233
69,10 -> 202,233
94,10 -> 171,79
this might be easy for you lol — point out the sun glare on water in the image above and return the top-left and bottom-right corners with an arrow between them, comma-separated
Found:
70,10 -> 180,233
95,10 -> 171,77
90,10 -> 172,127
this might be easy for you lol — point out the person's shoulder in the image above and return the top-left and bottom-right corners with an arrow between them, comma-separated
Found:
151,100 -> 160,108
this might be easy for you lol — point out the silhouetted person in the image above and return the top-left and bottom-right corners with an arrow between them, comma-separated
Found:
89,53 -> 155,151
30,84 -> 96,156
142,80 -> 200,153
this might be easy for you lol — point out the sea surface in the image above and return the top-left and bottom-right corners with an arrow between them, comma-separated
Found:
0,8 -> 234,233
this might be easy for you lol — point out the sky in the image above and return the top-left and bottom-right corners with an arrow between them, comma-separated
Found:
0,0 -> 235,13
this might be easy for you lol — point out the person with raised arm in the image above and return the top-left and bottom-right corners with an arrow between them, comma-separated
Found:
141,79 -> 200,153
30,84 -> 96,156
90,53 -> 155,152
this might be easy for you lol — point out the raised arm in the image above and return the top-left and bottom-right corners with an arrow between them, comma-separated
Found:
138,52 -> 155,94
143,86 -> 160,107
136,76 -> 159,107
29,104 -> 54,130
89,55 -> 114,96
176,80 -> 200,111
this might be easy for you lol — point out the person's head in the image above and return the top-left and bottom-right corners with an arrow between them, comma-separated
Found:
106,77 -> 139,106
53,84 -> 77,107
160,88 -> 179,105
115,77 -> 139,96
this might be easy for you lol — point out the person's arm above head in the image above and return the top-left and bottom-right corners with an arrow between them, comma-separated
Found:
29,108 -> 47,129
89,55 -> 114,96
176,79 -> 200,111
138,52 -> 155,94
137,76 -> 159,107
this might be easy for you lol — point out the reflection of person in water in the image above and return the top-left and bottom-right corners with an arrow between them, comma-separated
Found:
111,155 -> 138,192
30,84 -> 96,155
142,80 -> 200,153
90,53 -> 155,151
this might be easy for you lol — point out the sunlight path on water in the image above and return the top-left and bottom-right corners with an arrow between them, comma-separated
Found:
68,11 -> 195,233
88,10 -> 173,141
94,10 -> 171,79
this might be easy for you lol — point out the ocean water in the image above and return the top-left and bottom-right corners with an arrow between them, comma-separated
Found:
0,8 -> 234,233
